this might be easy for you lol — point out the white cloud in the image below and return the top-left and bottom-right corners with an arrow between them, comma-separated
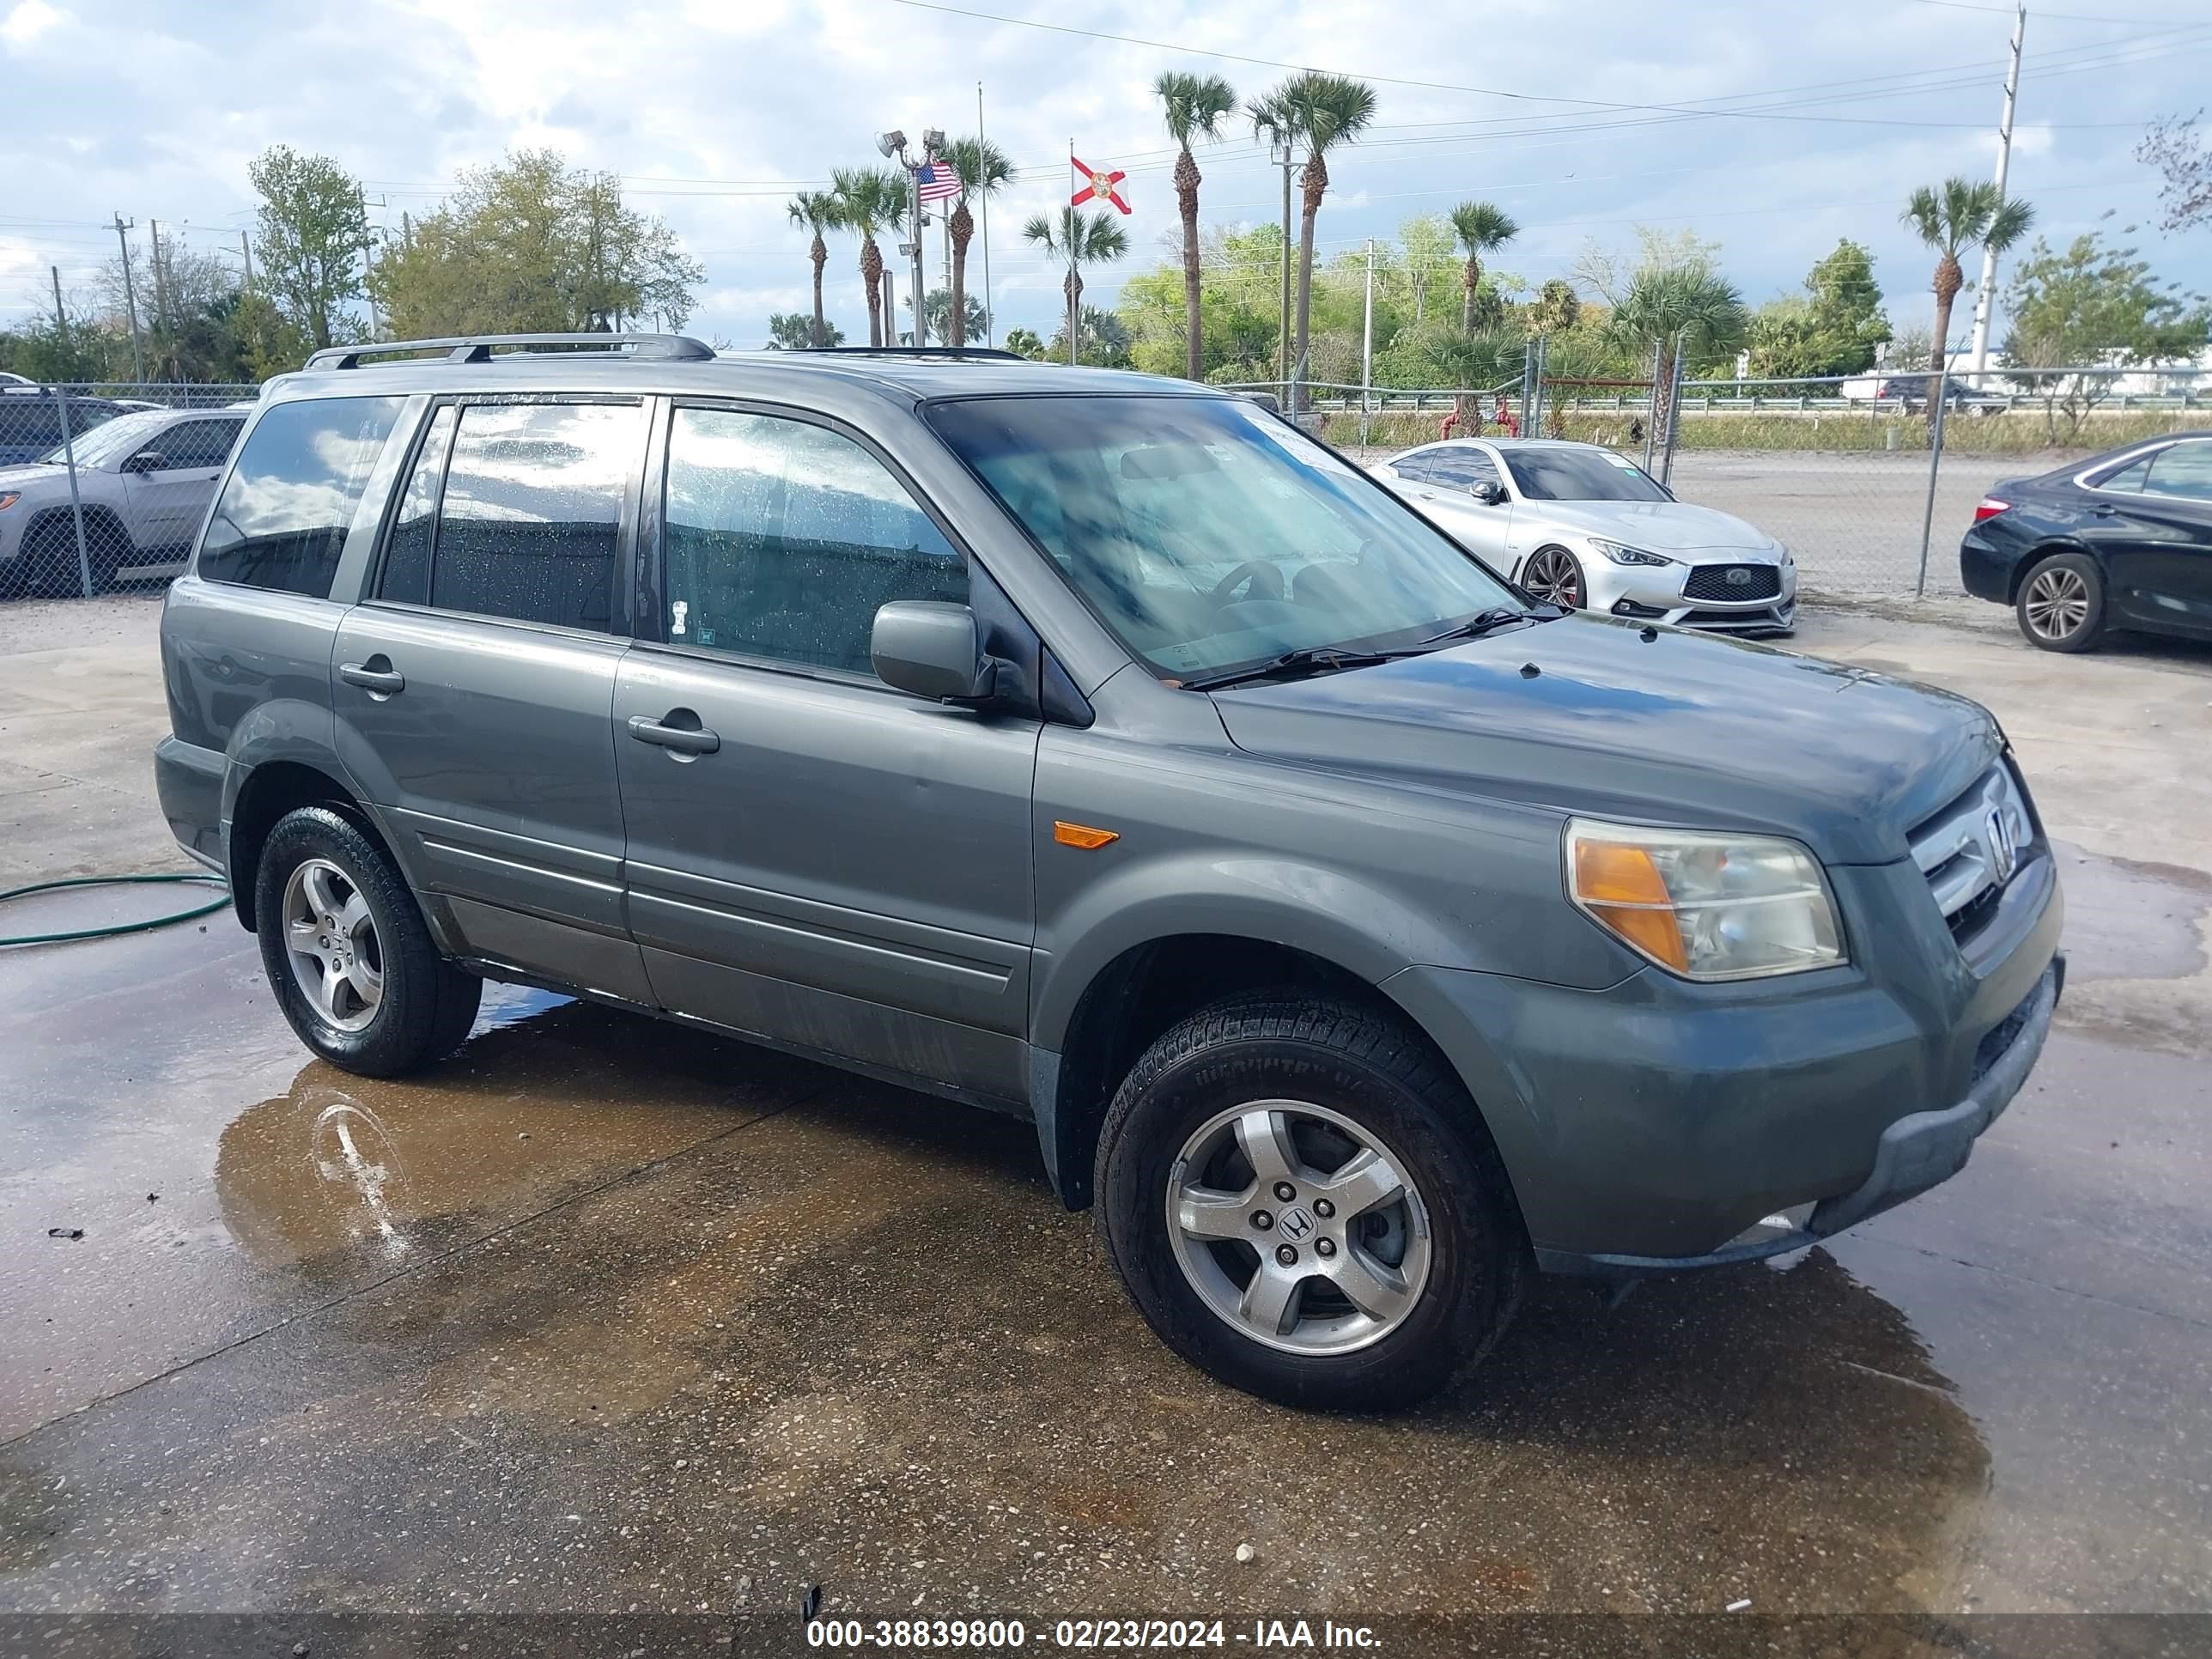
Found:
0,0 -> 63,46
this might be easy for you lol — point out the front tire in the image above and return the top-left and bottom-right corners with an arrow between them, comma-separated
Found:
2015,550 -> 2106,653
1096,994 -> 1525,1411
254,805 -> 482,1078
1520,544 -> 1586,609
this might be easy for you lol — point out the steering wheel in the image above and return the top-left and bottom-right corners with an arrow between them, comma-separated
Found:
1209,560 -> 1285,609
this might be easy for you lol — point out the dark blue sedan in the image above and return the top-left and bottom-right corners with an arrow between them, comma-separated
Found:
1961,433 -> 2212,652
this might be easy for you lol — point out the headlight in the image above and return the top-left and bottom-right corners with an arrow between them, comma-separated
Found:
1565,818 -> 1844,981
0,493 -> 18,511
1589,538 -> 1676,568
1774,542 -> 1793,567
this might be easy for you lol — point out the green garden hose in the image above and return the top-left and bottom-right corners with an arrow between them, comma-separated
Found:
0,872 -> 230,947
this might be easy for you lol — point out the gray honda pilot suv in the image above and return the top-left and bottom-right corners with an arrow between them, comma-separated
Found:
156,334 -> 2063,1409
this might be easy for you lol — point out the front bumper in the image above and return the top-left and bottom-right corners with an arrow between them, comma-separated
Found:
1586,554 -> 1799,635
1384,845 -> 2063,1272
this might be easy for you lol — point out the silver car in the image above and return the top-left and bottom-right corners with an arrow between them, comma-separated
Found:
0,404 -> 245,596
1370,438 -> 1796,635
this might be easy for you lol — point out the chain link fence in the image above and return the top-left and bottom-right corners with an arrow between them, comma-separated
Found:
0,382 -> 254,603
1295,363 -> 2209,602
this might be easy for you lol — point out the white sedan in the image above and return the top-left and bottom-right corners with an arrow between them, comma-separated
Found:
1370,438 -> 1796,635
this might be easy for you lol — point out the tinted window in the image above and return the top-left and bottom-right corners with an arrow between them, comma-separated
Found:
1504,447 -> 1668,502
1,398 -> 64,451
2094,455 -> 2151,493
664,407 -> 965,675
1391,451 -> 1440,483
2146,441 -> 2212,502
375,405 -> 456,608
428,400 -> 645,633
1425,447 -> 1502,490
198,397 -> 404,596
141,418 -> 241,471
928,395 -> 1516,681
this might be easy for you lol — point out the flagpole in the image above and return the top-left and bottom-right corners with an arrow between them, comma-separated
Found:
977,81 -> 994,348
1067,137 -> 1078,366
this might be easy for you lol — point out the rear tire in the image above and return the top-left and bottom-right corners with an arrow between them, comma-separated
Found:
1096,994 -> 1525,1411
254,805 -> 482,1078
2015,550 -> 2106,653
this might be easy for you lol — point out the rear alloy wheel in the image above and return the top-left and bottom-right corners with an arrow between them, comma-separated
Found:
2015,551 -> 2106,653
1521,544 -> 1585,609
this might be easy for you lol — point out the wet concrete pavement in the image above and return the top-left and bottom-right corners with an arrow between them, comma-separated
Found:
2,600 -> 2209,1623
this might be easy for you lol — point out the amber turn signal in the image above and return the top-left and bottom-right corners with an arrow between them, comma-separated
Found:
1053,820 -> 1120,849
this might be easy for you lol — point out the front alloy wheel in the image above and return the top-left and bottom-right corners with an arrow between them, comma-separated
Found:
1522,544 -> 1584,609
1169,1100 -> 1432,1356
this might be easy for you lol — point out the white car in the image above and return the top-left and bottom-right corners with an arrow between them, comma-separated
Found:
1370,438 -> 1796,635
0,404 -> 246,598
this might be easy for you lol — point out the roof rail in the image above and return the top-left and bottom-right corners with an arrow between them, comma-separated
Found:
787,346 -> 1026,362
303,332 -> 717,372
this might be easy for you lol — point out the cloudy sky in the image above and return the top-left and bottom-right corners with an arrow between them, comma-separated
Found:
3,0 -> 2208,355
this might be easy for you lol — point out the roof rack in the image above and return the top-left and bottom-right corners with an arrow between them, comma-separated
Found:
787,346 -> 1026,362
303,332 -> 717,372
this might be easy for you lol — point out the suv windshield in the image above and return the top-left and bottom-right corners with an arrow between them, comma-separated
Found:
1504,447 -> 1669,503
927,395 -> 1518,681
43,409 -> 166,468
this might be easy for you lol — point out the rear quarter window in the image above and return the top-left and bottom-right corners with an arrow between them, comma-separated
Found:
198,396 -> 405,597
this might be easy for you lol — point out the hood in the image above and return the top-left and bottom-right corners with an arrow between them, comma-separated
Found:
1210,615 -> 1999,864
0,462 -> 66,490
1525,499 -> 1778,556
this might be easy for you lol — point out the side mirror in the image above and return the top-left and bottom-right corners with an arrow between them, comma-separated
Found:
122,451 -> 167,475
872,601 -> 995,702
1473,481 -> 1507,505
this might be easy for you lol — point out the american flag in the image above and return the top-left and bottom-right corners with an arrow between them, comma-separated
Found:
914,161 -> 962,204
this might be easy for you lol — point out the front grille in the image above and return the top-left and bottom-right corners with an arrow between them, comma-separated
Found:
1683,562 -> 1783,601
1908,763 -> 2034,938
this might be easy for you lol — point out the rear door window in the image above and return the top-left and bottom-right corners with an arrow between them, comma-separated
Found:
198,397 -> 406,596
2145,441 -> 2212,503
149,418 -> 242,470
422,400 -> 647,634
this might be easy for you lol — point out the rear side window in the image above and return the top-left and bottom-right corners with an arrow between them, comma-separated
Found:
198,397 -> 405,596
423,400 -> 645,633
2146,441 -> 2212,502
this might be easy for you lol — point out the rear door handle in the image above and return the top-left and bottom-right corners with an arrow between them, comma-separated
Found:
627,714 -> 720,756
338,660 -> 405,696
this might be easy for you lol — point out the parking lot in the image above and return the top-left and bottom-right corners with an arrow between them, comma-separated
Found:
2,594 -> 2208,1632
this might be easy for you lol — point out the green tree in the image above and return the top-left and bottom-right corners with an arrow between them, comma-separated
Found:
1154,70 -> 1238,380
787,189 -> 840,347
1050,306 -> 1133,368
1024,207 -> 1129,362
247,145 -> 370,350
1253,72 -> 1377,398
1449,202 -> 1519,335
370,151 -> 702,338
1397,214 -> 1459,327
941,137 -> 1013,348
1606,261 -> 1748,440
901,288 -> 987,345
2137,112 -> 2212,232
1527,278 -> 1582,337
1901,177 -> 2033,372
831,166 -> 907,348
2002,224 -> 2211,435
1002,325 -> 1045,359
1747,240 -> 1891,377
766,311 -> 843,349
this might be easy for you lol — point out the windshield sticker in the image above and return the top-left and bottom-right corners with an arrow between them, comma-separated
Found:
1605,452 -> 1642,468
1249,417 -> 1345,473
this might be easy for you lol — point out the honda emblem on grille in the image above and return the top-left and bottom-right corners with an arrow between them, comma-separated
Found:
1724,567 -> 1753,586
1985,808 -> 2019,884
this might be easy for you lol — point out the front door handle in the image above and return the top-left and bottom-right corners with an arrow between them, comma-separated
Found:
2091,503 -> 2119,517
627,713 -> 720,756
338,659 -> 405,696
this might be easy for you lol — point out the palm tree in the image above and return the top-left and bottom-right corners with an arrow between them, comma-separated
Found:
939,137 -> 1013,349
1901,177 -> 2035,374
1256,72 -> 1378,400
786,189 -> 840,347
1449,201 -> 1519,335
1023,207 -> 1129,363
1605,261 -> 1748,455
1155,70 -> 1238,381
831,166 -> 907,348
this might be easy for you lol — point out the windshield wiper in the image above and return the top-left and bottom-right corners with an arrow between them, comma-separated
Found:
1182,645 -> 1401,692
1418,605 -> 1538,646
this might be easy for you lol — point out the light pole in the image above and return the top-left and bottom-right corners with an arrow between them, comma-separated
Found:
1272,136 -> 1294,402
878,128 -> 941,347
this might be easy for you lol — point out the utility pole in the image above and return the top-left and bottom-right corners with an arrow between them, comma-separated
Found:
1966,1 -> 2026,377
112,213 -> 145,382
148,219 -> 169,338
361,188 -> 384,337
239,230 -> 252,285
976,82 -> 995,347
1360,238 -> 1375,445
50,264 -> 69,349
1067,139 -> 1079,364
1273,136 -> 1294,400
